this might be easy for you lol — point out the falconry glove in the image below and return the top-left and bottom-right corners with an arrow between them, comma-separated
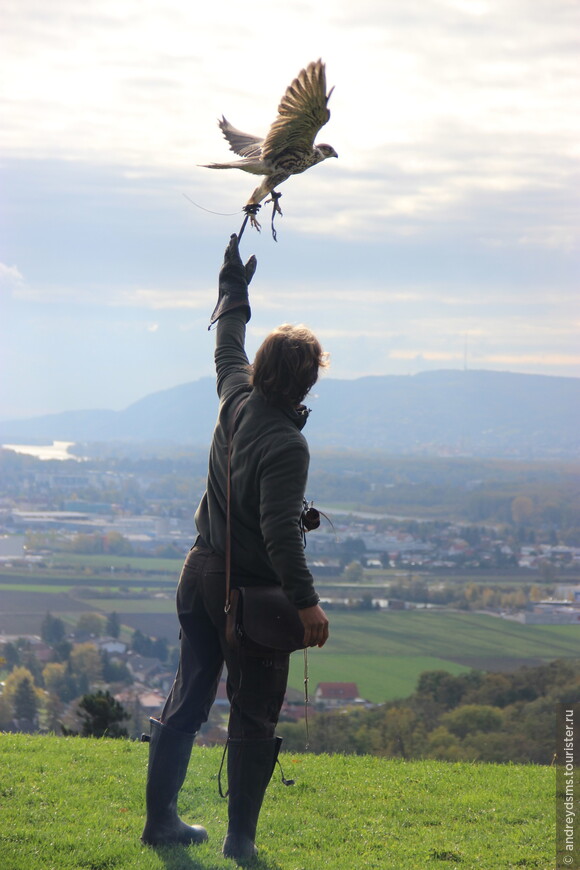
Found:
209,234 -> 257,328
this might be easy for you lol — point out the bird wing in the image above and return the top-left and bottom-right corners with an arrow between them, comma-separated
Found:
261,59 -> 333,162
218,116 -> 264,158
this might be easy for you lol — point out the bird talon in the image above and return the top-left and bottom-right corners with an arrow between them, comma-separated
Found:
241,203 -> 262,234
265,191 -> 283,217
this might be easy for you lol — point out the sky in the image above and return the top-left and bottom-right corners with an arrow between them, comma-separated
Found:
1,0 -> 579,420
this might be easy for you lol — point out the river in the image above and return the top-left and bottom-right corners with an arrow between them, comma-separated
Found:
1,441 -> 80,461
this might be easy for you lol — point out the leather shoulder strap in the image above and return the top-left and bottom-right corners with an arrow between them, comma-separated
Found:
224,396 -> 249,613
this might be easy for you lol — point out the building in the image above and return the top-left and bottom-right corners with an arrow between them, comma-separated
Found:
314,682 -> 362,708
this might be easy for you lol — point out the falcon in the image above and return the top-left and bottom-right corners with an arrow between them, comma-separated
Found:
202,59 -> 337,236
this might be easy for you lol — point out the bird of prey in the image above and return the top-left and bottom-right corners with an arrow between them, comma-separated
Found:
202,59 -> 337,237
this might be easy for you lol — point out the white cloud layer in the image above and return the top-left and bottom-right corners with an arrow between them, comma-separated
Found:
2,0 -> 578,239
0,0 -> 578,416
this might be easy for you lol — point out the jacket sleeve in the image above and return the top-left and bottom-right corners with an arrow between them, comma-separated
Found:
258,439 -> 320,609
215,311 -> 251,400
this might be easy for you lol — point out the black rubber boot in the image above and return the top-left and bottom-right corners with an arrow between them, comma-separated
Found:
222,736 -> 281,863
141,718 -> 208,846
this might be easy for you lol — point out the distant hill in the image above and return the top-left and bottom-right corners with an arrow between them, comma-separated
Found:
1,370 -> 579,459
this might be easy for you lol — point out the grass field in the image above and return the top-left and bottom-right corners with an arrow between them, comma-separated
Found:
289,653 -> 472,703
314,610 -> 580,659
284,611 -> 580,702
0,733 -> 555,870
3,571 -> 580,701
50,553 -> 184,573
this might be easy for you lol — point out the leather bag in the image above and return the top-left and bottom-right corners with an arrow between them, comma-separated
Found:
225,586 -> 306,654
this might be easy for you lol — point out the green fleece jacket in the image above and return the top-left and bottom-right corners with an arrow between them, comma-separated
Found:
194,310 -> 320,610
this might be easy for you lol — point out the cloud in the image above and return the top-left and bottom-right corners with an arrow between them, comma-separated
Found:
108,288 -> 210,310
390,349 -> 464,362
1,1 -> 579,416
8,282 -> 214,310
2,0 -> 578,240
486,353 -> 580,367
0,263 -> 24,290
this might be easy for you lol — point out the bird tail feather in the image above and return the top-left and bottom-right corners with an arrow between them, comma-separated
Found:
199,160 -> 267,176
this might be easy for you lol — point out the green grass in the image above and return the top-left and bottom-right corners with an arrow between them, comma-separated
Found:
285,611 -> 580,702
0,734 -> 554,870
314,611 -> 580,659
81,599 -> 177,613
289,654 -> 471,703
0,583 -> 76,594
51,553 -> 183,573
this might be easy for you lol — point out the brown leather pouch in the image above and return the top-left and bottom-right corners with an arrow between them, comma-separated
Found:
225,586 -> 306,654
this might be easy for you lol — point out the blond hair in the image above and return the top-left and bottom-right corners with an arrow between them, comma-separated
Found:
251,323 -> 329,406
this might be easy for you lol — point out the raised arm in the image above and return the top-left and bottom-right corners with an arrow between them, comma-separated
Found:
209,234 -> 257,399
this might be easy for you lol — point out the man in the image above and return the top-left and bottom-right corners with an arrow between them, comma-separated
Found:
141,234 -> 329,861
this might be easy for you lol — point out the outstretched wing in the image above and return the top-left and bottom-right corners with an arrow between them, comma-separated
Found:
218,116 -> 264,159
261,59 -> 333,162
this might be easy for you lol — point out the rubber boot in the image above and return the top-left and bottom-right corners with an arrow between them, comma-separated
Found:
222,736 -> 281,862
141,717 -> 208,846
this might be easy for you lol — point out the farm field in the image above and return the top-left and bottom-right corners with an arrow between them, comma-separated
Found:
285,610 -> 580,702
50,553 -> 183,574
288,652 -> 471,703
2,570 -> 579,702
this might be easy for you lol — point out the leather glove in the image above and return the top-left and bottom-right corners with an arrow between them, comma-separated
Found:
208,234 -> 257,328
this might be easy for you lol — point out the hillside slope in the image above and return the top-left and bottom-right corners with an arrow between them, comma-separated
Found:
1,733 -> 554,869
1,369 -> 579,457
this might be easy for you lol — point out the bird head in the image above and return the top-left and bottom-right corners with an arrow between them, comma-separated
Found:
316,144 -> 338,160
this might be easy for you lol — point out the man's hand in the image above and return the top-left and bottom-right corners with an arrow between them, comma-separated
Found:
299,604 -> 329,648
209,234 -> 257,328
220,233 -> 257,288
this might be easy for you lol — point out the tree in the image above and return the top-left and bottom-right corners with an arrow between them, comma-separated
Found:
2,642 -> 20,671
75,613 -> 106,639
340,537 -> 366,568
426,726 -> 465,761
75,690 -> 130,738
52,639 -> 73,663
131,628 -> 147,655
440,704 -> 503,739
344,560 -> 364,583
45,692 -> 64,734
42,662 -> 78,702
13,676 -> 39,730
377,706 -> 419,759
100,651 -> 132,684
42,662 -> 68,697
41,612 -> 66,645
3,667 -> 39,708
511,496 -> 534,525
70,643 -> 102,687
151,637 -> 168,663
106,611 -> 121,639
18,645 -> 44,687
103,532 -> 133,555
0,692 -> 12,730
359,594 -> 375,611
416,670 -> 479,711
